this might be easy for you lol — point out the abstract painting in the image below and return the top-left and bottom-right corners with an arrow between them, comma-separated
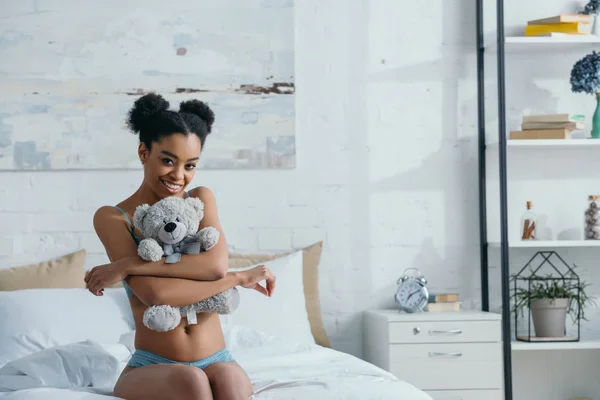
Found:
0,0 -> 295,170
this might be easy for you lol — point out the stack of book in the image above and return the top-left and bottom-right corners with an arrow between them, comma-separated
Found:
524,14 -> 592,37
425,293 -> 460,312
510,113 -> 585,140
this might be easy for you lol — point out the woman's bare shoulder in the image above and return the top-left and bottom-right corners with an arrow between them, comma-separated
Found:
93,205 -> 139,261
93,205 -> 126,231
187,186 -> 217,203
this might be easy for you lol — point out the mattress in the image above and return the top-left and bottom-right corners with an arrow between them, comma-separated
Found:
0,326 -> 431,400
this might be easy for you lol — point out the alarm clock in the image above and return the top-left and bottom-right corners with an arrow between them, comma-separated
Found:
394,268 -> 429,313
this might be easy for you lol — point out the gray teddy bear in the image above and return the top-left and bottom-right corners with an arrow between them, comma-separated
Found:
132,196 -> 239,332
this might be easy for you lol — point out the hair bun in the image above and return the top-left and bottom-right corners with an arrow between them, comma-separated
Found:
179,100 -> 215,133
126,93 -> 170,134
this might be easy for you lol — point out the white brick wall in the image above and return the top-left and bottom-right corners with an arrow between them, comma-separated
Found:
5,0 -> 599,364
0,0 -> 481,358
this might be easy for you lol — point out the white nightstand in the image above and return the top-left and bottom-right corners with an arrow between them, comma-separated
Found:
363,309 -> 503,400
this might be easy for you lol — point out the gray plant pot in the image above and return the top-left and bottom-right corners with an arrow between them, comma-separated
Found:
530,298 -> 569,338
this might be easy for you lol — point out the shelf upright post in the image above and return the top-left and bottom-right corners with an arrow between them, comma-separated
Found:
495,0 -> 514,399
476,0 -> 489,313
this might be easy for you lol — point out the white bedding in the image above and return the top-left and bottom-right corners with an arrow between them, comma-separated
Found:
0,325 -> 432,400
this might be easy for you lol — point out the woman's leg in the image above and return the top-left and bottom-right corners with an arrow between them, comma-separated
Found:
203,362 -> 254,400
114,364 -> 214,400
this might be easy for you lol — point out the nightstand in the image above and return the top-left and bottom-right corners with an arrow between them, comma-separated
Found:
363,309 -> 503,400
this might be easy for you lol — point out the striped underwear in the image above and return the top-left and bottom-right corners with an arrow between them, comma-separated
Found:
127,348 -> 235,369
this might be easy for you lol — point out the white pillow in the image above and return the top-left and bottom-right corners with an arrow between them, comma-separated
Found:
0,288 -> 134,367
227,250 -> 314,345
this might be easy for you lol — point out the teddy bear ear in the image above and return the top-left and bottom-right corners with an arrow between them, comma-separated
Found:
133,204 -> 151,230
185,197 -> 204,214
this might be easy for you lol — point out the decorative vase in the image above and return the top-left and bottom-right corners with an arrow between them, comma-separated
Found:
584,195 -> 600,239
530,298 -> 568,338
594,13 -> 600,36
593,93 -> 600,139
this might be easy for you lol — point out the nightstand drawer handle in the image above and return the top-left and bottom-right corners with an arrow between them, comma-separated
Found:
428,329 -> 462,335
428,352 -> 463,358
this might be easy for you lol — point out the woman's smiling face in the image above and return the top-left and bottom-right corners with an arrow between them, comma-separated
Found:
139,133 -> 202,198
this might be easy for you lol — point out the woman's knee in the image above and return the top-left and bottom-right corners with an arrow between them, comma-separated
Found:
168,365 -> 212,399
206,363 -> 253,397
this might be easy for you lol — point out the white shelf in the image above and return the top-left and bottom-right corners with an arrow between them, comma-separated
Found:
505,36 -> 600,45
512,340 -> 600,351
488,240 -> 600,248
486,35 -> 600,53
488,139 -> 600,149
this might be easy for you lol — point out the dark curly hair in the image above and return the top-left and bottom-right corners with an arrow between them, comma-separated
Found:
126,92 -> 215,150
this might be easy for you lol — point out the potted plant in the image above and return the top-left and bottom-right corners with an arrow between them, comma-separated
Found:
511,271 -> 594,338
571,51 -> 600,138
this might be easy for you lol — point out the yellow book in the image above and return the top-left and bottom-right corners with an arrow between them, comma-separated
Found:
524,23 -> 589,36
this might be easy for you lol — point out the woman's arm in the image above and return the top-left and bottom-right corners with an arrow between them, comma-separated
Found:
109,252 -> 227,281
129,263 -> 275,307
94,187 -> 228,282
90,204 -> 274,305
125,273 -> 242,307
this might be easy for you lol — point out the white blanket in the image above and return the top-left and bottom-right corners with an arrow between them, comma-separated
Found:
0,341 -> 127,399
0,328 -> 431,400
229,326 -> 431,399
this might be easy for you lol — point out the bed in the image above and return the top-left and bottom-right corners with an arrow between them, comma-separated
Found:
0,324 -> 431,400
0,245 -> 432,399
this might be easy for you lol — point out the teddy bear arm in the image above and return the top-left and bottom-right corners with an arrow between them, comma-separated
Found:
195,227 -> 220,251
189,288 -> 239,315
138,238 -> 164,262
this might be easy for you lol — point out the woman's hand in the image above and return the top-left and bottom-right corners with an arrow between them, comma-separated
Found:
234,265 -> 276,297
85,262 -> 128,296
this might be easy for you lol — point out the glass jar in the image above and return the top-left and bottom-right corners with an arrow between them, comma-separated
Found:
520,201 -> 536,240
585,195 -> 600,240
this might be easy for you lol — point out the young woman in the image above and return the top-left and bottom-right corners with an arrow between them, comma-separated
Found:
85,93 -> 275,400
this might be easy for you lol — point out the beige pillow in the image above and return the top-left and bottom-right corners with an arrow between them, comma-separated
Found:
0,249 -> 87,291
228,241 -> 330,348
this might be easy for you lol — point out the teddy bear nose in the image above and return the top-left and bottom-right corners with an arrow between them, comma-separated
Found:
164,222 -> 177,233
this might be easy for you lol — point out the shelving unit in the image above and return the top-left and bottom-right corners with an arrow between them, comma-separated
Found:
475,2 -> 600,400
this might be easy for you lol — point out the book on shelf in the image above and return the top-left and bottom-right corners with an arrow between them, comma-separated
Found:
428,293 -> 459,303
532,32 -> 593,38
522,113 -> 585,123
524,22 -> 591,37
425,302 -> 460,312
426,293 -> 460,312
510,129 -> 571,140
512,113 -> 585,139
521,121 -> 584,130
527,14 -> 591,25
